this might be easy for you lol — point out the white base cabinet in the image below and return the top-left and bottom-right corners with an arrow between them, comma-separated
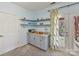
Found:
27,33 -> 49,51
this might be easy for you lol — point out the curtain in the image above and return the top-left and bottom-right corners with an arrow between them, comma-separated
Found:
50,9 -> 60,49
74,16 -> 79,49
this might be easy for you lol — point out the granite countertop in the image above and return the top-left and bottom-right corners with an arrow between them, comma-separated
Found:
28,32 -> 49,35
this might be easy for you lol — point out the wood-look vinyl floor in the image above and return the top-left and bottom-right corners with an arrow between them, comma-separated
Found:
1,44 -> 75,56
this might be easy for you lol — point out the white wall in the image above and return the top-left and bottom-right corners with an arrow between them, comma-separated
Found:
0,2 -> 34,19
0,2 -> 34,55
35,2 -> 75,19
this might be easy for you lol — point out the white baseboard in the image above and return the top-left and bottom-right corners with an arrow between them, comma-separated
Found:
0,43 -> 28,55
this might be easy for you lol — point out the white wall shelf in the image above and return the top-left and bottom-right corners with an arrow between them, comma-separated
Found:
20,18 -> 50,28
21,24 -> 50,27
20,18 -> 50,22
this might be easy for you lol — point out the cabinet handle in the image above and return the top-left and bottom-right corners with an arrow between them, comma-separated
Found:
34,37 -> 35,40
40,39 -> 42,41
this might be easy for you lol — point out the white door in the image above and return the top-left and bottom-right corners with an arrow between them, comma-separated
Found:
0,13 -> 21,55
0,13 -> 9,54
64,15 -> 70,49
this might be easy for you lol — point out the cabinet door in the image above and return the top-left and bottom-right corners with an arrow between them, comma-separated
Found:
30,34 -> 35,45
27,33 -> 32,43
40,36 -> 48,50
27,33 -> 30,43
34,36 -> 41,48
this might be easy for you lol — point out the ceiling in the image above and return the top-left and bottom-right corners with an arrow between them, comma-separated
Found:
13,2 -> 55,11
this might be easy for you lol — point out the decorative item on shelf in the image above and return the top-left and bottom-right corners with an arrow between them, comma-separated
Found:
20,24 -> 27,28
28,22 -> 37,25
20,24 -> 27,26
40,23 -> 43,25
20,17 -> 30,21
28,29 -> 35,33
46,18 -> 50,20
37,18 -> 39,21
36,18 -> 50,21
20,17 -> 25,21
40,18 -> 43,20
